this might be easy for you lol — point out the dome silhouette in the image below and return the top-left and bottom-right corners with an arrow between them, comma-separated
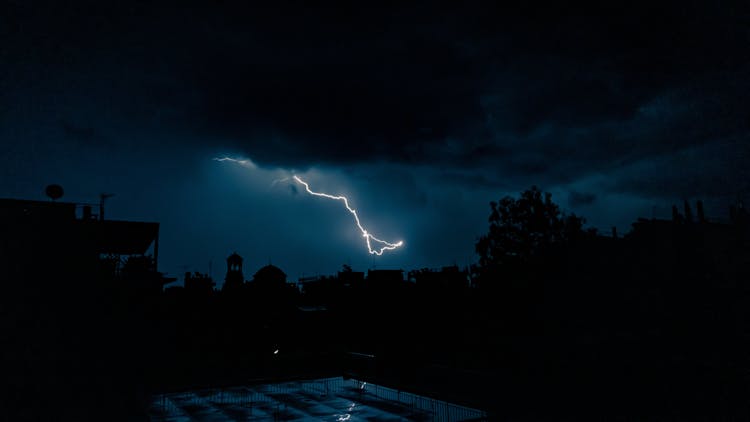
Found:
253,264 -> 286,285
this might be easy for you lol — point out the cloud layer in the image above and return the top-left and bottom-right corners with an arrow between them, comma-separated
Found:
2,1 -> 748,277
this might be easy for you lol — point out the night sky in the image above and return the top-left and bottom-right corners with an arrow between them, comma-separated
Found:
2,1 -> 748,283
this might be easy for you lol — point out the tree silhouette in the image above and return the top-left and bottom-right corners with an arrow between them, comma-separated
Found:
475,186 -> 586,270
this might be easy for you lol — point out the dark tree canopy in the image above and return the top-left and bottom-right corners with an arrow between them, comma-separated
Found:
475,186 -> 586,269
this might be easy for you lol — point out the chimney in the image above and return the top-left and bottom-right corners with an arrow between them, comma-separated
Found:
82,205 -> 92,220
696,200 -> 706,223
612,226 -> 618,238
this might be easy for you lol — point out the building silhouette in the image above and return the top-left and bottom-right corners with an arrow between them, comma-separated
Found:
1,191 -> 173,420
366,269 -> 404,285
252,264 -> 286,286
0,196 -> 172,290
223,252 -> 245,291
184,271 -> 216,294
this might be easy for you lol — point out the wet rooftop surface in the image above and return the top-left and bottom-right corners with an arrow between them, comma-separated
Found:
149,376 -> 486,421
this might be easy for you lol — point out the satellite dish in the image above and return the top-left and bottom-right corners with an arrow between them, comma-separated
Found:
45,184 -> 64,201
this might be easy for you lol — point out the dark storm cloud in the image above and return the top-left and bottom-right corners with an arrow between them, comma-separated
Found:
172,0 -> 749,201
4,1 -> 749,215
569,191 -> 597,207
610,136 -> 750,200
61,122 -> 102,146
5,1 -> 747,172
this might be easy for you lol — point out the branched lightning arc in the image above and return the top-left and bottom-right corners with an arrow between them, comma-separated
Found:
291,175 -> 403,255
214,157 -> 404,256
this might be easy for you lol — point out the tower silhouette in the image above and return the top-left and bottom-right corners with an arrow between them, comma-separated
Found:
223,252 -> 244,291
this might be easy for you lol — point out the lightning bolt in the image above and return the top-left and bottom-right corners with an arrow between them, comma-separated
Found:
291,175 -> 403,256
215,156 -> 404,256
213,156 -> 256,168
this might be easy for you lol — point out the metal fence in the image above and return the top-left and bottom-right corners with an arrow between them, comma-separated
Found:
349,378 -> 487,421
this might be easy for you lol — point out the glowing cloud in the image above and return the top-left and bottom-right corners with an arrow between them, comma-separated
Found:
213,156 -> 257,169
215,156 -> 404,256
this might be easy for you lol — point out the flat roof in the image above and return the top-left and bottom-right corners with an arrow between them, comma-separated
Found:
149,376 -> 486,421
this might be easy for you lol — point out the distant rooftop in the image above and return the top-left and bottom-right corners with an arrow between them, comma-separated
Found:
0,198 -> 77,220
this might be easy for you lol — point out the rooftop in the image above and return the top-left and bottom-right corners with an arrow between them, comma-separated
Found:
149,376 -> 486,421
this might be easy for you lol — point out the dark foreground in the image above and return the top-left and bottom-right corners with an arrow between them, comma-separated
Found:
3,274 -> 749,421
3,207 -> 750,420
